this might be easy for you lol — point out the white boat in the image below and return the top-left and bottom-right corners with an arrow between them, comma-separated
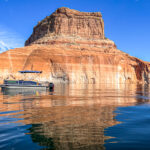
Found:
0,71 -> 54,91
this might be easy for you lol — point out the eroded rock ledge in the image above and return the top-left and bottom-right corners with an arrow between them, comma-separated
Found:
25,7 -> 105,46
0,7 -> 149,84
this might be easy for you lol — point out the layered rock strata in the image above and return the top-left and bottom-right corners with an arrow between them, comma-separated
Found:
0,7 -> 149,84
25,7 -> 104,46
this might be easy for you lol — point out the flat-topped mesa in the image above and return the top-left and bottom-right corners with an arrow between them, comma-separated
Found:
25,7 -> 105,46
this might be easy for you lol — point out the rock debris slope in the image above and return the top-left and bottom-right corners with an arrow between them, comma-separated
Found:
0,7 -> 150,84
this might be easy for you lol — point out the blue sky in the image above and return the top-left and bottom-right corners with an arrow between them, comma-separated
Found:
0,0 -> 150,61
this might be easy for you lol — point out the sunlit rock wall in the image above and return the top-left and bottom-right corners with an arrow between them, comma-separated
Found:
0,7 -> 149,84
0,44 -> 149,84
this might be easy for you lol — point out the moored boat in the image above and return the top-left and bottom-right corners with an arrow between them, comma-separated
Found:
0,70 -> 54,91
1,80 -> 47,90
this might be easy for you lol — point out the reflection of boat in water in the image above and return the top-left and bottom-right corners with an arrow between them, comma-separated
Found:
1,87 -> 47,96
0,70 -> 54,91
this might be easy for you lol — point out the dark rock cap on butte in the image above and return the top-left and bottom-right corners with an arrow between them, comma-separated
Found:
25,7 -> 105,46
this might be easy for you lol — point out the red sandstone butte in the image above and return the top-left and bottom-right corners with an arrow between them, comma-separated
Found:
0,7 -> 150,84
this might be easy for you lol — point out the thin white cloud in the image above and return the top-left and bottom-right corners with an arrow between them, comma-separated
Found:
0,40 -> 8,47
0,40 -> 10,52
0,25 -> 24,49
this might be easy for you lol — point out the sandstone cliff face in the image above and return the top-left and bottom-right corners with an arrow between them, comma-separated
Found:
0,44 -> 149,84
25,7 -> 104,46
0,7 -> 149,84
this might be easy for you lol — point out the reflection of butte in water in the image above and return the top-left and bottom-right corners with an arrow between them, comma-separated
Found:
28,104 -> 116,150
24,84 -> 146,150
0,84 -> 148,149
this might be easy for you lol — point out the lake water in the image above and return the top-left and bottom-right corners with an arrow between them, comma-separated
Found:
0,83 -> 150,150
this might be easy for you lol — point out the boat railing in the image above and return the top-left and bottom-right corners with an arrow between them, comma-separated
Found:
4,80 -> 41,86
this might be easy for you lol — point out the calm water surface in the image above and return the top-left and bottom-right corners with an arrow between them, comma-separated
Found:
0,84 -> 150,150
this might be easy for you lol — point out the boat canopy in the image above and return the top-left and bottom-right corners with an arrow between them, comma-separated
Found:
19,70 -> 42,73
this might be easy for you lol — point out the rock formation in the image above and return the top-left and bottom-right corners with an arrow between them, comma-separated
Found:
0,7 -> 149,84
25,7 -> 105,46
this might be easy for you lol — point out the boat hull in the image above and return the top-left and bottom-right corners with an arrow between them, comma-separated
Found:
1,85 -> 48,90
